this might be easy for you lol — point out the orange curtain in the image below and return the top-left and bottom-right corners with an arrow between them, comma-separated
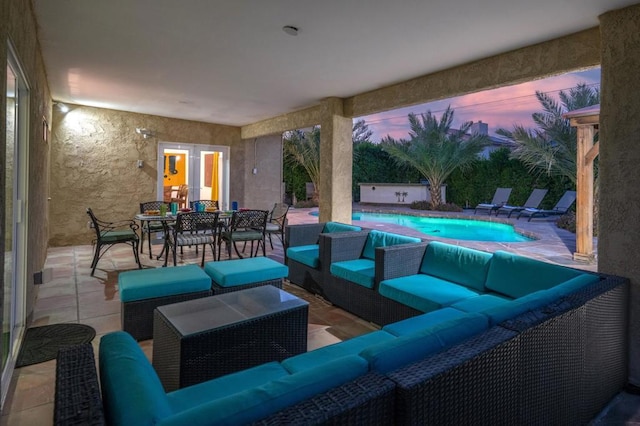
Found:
210,152 -> 220,201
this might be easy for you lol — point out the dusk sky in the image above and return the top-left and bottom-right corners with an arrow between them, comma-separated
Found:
357,67 -> 601,142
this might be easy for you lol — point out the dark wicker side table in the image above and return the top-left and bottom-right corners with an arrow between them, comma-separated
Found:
153,285 -> 309,392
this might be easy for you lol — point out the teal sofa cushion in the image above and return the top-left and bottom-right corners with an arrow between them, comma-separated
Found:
485,251 -> 583,298
157,355 -> 369,426
323,222 -> 362,233
420,241 -> 492,292
481,289 -> 558,325
204,257 -> 288,287
330,259 -> 376,289
362,230 -> 421,260
383,307 -> 470,336
118,265 -> 211,302
360,314 -> 488,374
544,273 -> 600,299
449,294 -> 511,313
99,332 -> 173,425
167,361 -> 289,412
379,274 -> 479,313
282,330 -> 396,373
286,245 -> 320,268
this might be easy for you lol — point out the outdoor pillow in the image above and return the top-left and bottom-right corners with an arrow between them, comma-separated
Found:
544,273 -> 600,299
449,294 -> 511,313
383,307 -> 470,336
100,332 -> 173,425
485,250 -> 583,298
420,241 -> 493,292
362,230 -> 421,260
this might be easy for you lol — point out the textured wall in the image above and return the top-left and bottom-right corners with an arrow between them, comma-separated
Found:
50,105 -> 241,246
1,0 -> 52,325
240,135 -> 284,211
599,3 -> 640,386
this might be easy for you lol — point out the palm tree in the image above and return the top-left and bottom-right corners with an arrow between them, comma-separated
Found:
382,106 -> 488,208
283,127 -> 321,203
496,83 -> 599,184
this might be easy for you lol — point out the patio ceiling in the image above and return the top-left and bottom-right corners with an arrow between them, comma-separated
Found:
33,0 -> 636,127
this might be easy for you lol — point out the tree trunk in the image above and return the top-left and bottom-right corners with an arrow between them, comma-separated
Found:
429,184 -> 442,208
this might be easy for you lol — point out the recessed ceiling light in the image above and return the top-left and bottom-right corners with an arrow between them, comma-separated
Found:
282,25 -> 299,36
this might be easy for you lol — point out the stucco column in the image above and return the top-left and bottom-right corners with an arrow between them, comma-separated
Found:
318,97 -> 352,224
599,3 -> 640,387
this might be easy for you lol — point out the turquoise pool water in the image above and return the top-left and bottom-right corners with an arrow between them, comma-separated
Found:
310,211 -> 532,242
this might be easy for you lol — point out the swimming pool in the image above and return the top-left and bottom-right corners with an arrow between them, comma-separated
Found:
311,211 -> 532,242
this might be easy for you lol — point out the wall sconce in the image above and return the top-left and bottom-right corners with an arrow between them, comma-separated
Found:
55,102 -> 69,113
135,128 -> 154,139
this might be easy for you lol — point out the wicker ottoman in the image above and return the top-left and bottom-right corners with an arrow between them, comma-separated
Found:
119,265 -> 212,341
203,257 -> 288,294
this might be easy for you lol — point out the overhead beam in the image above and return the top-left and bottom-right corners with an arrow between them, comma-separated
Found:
241,105 -> 322,139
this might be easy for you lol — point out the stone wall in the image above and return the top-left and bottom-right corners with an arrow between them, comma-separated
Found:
49,105 -> 241,246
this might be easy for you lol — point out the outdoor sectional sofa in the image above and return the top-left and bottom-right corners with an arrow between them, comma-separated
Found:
54,235 -> 629,425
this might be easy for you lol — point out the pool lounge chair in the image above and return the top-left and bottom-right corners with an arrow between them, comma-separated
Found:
474,187 -> 512,215
517,190 -> 576,221
495,188 -> 548,218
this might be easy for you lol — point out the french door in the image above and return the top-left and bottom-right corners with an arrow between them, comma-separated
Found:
157,143 -> 229,210
2,44 -> 29,406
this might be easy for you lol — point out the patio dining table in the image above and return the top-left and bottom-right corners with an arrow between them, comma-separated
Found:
134,213 -> 177,261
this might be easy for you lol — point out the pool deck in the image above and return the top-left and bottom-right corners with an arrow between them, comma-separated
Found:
288,203 -> 597,273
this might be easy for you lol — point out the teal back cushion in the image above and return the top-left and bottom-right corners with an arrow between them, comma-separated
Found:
485,251 -> 583,298
420,241 -> 493,292
99,332 -> 172,425
362,230 -> 421,260
323,222 -> 362,233
157,355 -> 368,425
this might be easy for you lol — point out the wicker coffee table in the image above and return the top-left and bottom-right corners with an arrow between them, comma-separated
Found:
152,285 -> 309,391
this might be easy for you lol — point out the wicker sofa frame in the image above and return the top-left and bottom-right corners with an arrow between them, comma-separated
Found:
55,273 -> 628,425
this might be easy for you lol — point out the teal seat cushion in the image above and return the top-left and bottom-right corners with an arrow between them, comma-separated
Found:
544,273 -> 600,299
101,230 -> 137,242
421,241 -> 492,292
330,259 -> 376,289
481,289 -> 557,325
119,265 -> 211,302
485,251 -> 583,298
167,361 -> 289,412
360,314 -> 488,374
286,245 -> 320,268
379,274 -> 479,313
204,257 -> 288,287
362,230 -> 421,260
323,222 -> 362,233
282,330 -> 396,373
99,332 -> 173,425
449,294 -> 511,313
383,307 -> 470,336
156,355 -> 369,426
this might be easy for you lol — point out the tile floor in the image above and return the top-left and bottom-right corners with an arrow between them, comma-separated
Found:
0,205 -> 636,424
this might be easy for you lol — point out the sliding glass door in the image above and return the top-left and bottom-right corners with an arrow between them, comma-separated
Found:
157,143 -> 229,210
2,44 -> 29,406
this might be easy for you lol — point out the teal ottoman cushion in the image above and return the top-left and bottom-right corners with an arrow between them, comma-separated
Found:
286,245 -> 320,268
119,265 -> 211,302
204,257 -> 288,288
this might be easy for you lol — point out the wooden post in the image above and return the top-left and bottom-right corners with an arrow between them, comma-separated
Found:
573,124 -> 596,262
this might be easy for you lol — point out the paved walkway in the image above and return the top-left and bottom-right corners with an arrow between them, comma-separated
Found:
287,203 -> 597,272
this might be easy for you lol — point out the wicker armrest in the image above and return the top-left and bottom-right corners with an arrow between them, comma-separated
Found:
375,241 -> 428,285
320,230 -> 370,264
54,344 -> 105,426
285,223 -> 326,247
